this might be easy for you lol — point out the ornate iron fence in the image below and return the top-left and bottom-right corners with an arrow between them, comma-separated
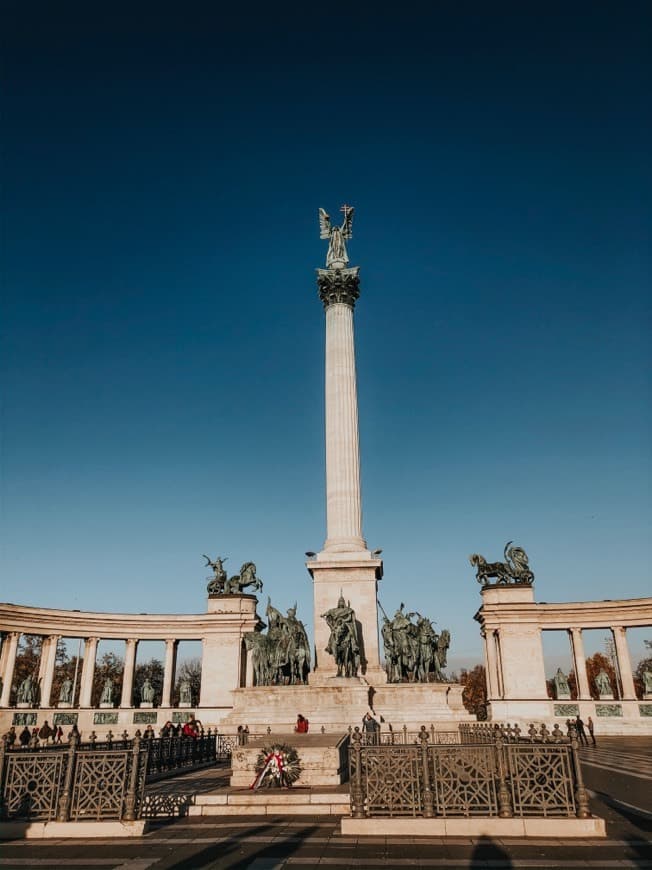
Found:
0,734 -> 149,822
349,724 -> 591,820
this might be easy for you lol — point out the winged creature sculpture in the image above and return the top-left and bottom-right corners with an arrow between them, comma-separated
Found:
319,205 -> 354,268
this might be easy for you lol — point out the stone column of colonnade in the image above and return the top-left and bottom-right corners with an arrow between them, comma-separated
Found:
569,627 -> 591,700
39,635 -> 60,707
79,637 -> 99,707
120,638 -> 138,708
161,638 -> 178,708
612,626 -> 637,700
0,632 -> 20,706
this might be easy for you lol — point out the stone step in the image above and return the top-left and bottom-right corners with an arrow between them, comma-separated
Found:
189,789 -> 351,816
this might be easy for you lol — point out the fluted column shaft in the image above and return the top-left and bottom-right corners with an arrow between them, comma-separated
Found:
79,637 -> 98,707
121,639 -> 138,708
40,635 -> 60,707
613,626 -> 636,700
569,628 -> 591,700
0,632 -> 20,706
323,301 -> 366,552
161,639 -> 177,708
485,631 -> 501,700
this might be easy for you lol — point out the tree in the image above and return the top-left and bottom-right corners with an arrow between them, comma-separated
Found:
584,652 -> 618,700
92,652 -> 124,708
459,665 -> 487,719
174,657 -> 202,707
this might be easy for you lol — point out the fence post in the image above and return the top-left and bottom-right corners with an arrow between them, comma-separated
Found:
56,732 -> 78,822
493,730 -> 513,818
568,725 -> 590,819
0,736 -> 7,820
123,735 -> 143,821
419,727 -> 434,818
350,727 -> 365,819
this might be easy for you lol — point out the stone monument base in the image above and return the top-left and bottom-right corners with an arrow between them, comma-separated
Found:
555,693 -> 571,701
221,680 -> 471,733
178,702 -> 192,708
644,693 -> 652,701
57,702 -> 72,709
139,703 -> 154,709
598,693 -> 615,701
230,732 -> 349,787
99,703 -> 114,709
16,703 -> 31,708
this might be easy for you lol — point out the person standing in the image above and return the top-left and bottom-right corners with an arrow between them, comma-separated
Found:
362,712 -> 380,744
587,716 -> 596,746
575,715 -> 589,746
19,726 -> 31,747
294,714 -> 309,733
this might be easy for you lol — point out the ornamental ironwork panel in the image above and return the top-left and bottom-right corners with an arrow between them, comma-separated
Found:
3,750 -> 68,820
506,744 -> 575,817
431,745 -> 498,817
70,749 -> 129,820
359,745 -> 423,816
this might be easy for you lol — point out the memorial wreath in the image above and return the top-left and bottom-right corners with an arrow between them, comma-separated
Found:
250,742 -> 302,789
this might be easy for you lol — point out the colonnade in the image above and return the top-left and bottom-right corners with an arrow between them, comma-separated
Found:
0,632 -> 186,709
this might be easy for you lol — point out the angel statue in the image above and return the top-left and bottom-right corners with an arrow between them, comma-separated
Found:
319,205 -> 354,269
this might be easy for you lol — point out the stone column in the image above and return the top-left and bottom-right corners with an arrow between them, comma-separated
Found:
569,628 -> 591,700
485,630 -> 502,699
318,268 -> 366,554
120,639 -> 138,708
79,637 -> 99,707
482,630 -> 497,699
161,638 -> 177,708
39,635 -> 60,708
0,632 -> 20,707
612,626 -> 636,700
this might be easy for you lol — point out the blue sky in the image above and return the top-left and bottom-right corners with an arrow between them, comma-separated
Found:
2,2 -> 650,672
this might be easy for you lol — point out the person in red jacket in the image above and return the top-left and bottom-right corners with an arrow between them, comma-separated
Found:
294,714 -> 309,733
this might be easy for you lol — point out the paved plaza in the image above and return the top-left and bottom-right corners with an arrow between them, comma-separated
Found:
1,738 -> 650,869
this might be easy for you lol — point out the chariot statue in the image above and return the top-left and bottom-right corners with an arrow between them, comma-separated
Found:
469,541 -> 534,586
204,555 -> 263,596
204,554 -> 228,595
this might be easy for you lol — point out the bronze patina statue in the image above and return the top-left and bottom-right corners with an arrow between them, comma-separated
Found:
469,541 -> 534,586
204,554 -> 228,595
380,602 -> 450,683
321,595 -> 361,678
204,556 -> 263,595
243,598 -> 311,686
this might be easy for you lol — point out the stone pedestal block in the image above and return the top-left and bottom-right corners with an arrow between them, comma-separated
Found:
230,732 -> 349,787
598,692 -> 615,701
139,703 -> 154,709
57,702 -> 72,709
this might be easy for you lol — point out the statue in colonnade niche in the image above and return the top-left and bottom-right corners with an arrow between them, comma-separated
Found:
595,669 -> 612,696
179,680 -> 193,705
58,677 -> 73,703
141,679 -> 155,704
100,678 -> 114,704
553,668 -> 571,699
643,670 -> 652,694
469,541 -> 535,586
17,674 -> 36,704
322,595 -> 360,678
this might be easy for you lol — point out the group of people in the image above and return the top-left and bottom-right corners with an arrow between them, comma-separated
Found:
4,721 -> 72,747
570,714 -> 597,746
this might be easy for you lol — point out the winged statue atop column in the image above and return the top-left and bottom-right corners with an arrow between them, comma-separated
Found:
319,205 -> 354,269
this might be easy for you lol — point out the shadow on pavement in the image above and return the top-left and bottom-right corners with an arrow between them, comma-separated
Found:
167,820 -> 321,870
470,835 -> 513,868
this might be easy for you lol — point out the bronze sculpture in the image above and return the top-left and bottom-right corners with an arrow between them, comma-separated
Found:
319,205 -> 354,269
203,556 -> 263,595
243,598 -> 311,686
380,603 -> 450,683
469,541 -> 535,586
321,595 -> 361,678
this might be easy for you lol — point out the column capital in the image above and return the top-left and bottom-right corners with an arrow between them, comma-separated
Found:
612,625 -> 626,635
125,638 -> 138,647
165,638 -> 177,646
317,267 -> 360,309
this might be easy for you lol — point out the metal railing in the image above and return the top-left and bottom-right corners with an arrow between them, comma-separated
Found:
0,733 -> 149,822
349,724 -> 590,820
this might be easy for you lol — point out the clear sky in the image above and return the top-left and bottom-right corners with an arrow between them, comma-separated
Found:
2,3 -> 650,673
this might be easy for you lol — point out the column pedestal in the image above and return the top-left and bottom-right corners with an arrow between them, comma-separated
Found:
307,555 -> 385,684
